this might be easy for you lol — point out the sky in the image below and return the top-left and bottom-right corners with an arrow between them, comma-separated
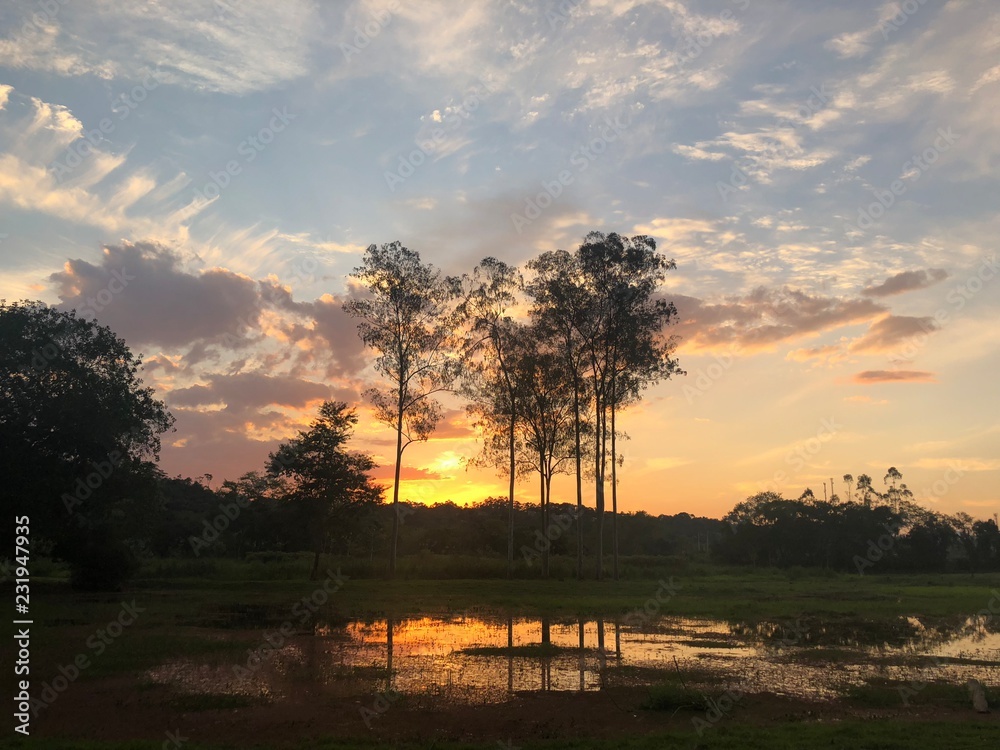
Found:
1,0 -> 998,520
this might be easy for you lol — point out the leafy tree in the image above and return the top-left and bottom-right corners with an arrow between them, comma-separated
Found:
509,325 -> 578,577
267,401 -> 383,579
575,232 -> 682,579
343,243 -> 461,576
525,249 -> 592,579
0,300 -> 173,589
842,474 -> 854,503
458,258 -> 524,577
856,474 -> 874,507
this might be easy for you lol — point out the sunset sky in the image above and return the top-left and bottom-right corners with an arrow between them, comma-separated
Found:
1,0 -> 997,519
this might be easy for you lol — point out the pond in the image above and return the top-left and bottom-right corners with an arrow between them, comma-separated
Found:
146,610 -> 1000,705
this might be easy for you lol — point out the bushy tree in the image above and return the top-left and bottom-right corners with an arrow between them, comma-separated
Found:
0,300 -> 173,589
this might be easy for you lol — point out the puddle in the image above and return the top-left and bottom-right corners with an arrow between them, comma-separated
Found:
146,611 -> 1000,705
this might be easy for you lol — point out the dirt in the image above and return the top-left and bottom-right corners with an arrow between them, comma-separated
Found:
32,675 -> 1000,747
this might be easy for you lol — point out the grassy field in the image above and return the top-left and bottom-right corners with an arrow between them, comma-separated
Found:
4,722 -> 1000,750
3,558 -> 999,749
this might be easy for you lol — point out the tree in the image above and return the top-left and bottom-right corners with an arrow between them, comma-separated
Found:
526,250 -> 592,579
343,243 -> 461,576
575,232 -> 682,579
510,325 -> 578,577
856,474 -> 874,507
884,466 -> 904,512
458,258 -> 523,578
268,401 -> 383,579
842,474 -> 854,503
0,300 -> 174,589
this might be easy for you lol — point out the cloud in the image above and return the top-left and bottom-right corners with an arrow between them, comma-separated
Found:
785,344 -> 845,363
168,372 -> 331,411
843,395 -> 888,405
0,87 -> 195,238
852,370 -> 936,384
861,268 -> 949,297
0,0 -> 316,95
672,287 -> 885,353
849,314 -> 938,353
368,465 -> 444,481
50,241 -> 263,349
913,458 -> 1000,472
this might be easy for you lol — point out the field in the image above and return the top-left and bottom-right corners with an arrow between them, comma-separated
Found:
4,558 -> 1000,749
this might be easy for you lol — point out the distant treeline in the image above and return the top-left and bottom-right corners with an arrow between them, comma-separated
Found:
154,475 -> 999,575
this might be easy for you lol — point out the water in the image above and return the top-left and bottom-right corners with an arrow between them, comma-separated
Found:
146,610 -> 1000,704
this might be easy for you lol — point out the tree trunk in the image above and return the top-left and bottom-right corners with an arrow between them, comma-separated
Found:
611,399 -> 619,582
508,413 -> 516,579
310,548 -> 320,580
572,351 -> 583,581
539,456 -> 548,578
389,402 -> 404,578
595,390 -> 605,580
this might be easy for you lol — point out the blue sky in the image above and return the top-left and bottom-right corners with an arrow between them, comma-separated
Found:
1,0 -> 998,517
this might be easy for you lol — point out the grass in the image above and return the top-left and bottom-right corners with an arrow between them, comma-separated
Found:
166,692 -> 263,711
5,722 -> 1000,749
844,677 -> 985,708
5,560 -> 1000,749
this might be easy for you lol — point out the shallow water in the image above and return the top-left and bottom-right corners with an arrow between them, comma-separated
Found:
146,610 -> 1000,704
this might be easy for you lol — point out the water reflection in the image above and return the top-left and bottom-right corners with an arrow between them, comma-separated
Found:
147,610 -> 1000,705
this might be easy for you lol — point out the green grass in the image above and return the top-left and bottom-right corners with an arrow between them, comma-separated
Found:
845,677 -> 985,708
5,722 -> 1000,749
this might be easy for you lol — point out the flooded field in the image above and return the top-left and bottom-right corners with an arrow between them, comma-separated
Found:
146,608 -> 1000,706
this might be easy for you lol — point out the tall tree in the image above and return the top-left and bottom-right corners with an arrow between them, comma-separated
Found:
510,326 -> 578,578
457,258 -> 523,578
856,474 -> 874,507
268,401 -> 383,579
525,250 -> 591,579
842,474 -> 854,503
343,243 -> 461,576
576,232 -> 683,580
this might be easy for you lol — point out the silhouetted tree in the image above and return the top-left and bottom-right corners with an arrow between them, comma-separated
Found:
344,243 -> 461,576
268,401 -> 383,579
458,258 -> 524,577
0,300 -> 174,589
